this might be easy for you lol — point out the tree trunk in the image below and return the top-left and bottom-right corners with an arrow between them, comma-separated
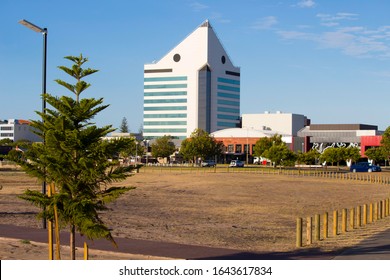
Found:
70,225 -> 76,260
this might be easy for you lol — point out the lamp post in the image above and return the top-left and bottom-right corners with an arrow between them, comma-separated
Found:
143,139 -> 150,165
19,19 -> 48,229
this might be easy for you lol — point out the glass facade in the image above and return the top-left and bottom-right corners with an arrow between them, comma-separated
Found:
143,75 -> 188,138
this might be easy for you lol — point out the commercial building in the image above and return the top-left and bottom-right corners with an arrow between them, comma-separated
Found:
0,119 -> 41,142
297,124 -> 382,156
143,20 -> 240,139
242,112 -> 309,136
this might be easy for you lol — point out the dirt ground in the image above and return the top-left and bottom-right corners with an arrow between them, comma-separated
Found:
1,166 -> 390,259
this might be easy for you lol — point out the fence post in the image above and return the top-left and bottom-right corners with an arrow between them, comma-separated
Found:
323,212 -> 328,239
356,206 -> 361,228
342,209 -> 347,233
84,242 -> 89,260
315,214 -> 320,241
296,218 -> 303,248
333,210 -> 338,236
349,208 -> 355,230
374,202 -> 378,221
363,204 -> 367,226
369,203 -> 373,223
306,217 -> 312,245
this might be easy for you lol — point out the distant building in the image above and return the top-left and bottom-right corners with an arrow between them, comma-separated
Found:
298,124 -> 382,156
143,20 -> 240,139
0,119 -> 41,142
211,127 -> 295,163
242,111 -> 309,136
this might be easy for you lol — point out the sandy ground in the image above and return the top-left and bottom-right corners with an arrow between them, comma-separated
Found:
1,166 -> 390,260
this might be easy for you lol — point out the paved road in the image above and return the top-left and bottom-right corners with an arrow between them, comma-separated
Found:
333,228 -> 390,260
0,224 -> 389,260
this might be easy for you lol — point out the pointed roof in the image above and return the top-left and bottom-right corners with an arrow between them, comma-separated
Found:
145,20 -> 239,70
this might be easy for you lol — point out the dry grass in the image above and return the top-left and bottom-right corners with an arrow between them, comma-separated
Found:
1,166 -> 390,259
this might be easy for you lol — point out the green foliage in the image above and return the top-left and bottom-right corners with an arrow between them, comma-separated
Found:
151,135 -> 176,161
343,146 -> 361,163
365,146 -> 386,164
262,144 -> 297,167
180,129 -> 224,162
253,135 -> 283,158
319,147 -> 356,166
381,126 -> 390,158
7,54 -> 135,259
297,149 -> 320,165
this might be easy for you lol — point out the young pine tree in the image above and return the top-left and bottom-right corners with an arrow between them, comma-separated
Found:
9,55 -> 136,259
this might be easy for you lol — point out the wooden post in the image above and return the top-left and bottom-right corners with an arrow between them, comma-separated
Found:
342,209 -> 347,233
84,242 -> 89,260
47,185 -> 53,260
333,210 -> 338,236
323,212 -> 328,239
349,208 -> 355,230
369,203 -> 373,223
363,204 -> 367,226
356,206 -> 361,228
307,217 -> 312,245
381,200 -> 384,219
296,218 -> 303,247
315,214 -> 320,241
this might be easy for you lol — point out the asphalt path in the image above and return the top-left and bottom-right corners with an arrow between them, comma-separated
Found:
0,224 -> 389,260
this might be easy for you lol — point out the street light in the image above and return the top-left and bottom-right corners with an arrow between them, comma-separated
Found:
19,19 -> 48,229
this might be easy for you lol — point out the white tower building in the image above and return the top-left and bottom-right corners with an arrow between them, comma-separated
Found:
143,20 -> 240,139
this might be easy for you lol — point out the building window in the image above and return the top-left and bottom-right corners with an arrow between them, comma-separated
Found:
221,55 -> 226,64
0,126 -> 12,131
173,54 -> 181,62
144,76 -> 187,82
144,99 -> 187,104
244,144 -> 249,154
227,144 -> 234,153
235,144 -> 242,153
1,133 -> 13,137
143,106 -> 187,111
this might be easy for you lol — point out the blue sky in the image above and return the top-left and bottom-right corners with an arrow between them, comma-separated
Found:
1,0 -> 390,132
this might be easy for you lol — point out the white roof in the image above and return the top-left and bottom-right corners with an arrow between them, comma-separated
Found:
211,128 -> 287,138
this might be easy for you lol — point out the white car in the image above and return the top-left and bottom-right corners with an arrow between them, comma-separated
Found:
229,160 -> 244,167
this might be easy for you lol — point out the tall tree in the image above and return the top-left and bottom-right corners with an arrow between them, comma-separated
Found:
381,126 -> 390,159
151,135 -> 176,162
120,117 -> 129,133
253,134 -> 283,158
8,55 -> 135,259
180,129 -> 223,164
262,142 -> 297,167
365,147 -> 386,164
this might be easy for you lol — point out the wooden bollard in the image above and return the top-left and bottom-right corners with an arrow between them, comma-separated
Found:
333,210 -> 338,236
315,214 -> 320,241
342,209 -> 347,233
381,200 -> 385,219
84,242 -> 89,260
374,202 -> 378,221
323,212 -> 328,239
356,206 -> 361,228
369,203 -> 373,223
363,204 -> 367,226
307,217 -> 312,245
349,208 -> 355,230
296,218 -> 303,247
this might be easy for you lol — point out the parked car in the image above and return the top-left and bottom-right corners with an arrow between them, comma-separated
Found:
350,162 -> 381,173
229,160 -> 244,167
201,160 -> 216,167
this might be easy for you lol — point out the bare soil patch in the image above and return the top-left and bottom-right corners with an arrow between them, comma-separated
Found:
1,167 -> 390,259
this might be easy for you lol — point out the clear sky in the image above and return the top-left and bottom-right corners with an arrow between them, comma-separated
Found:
1,0 -> 390,132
